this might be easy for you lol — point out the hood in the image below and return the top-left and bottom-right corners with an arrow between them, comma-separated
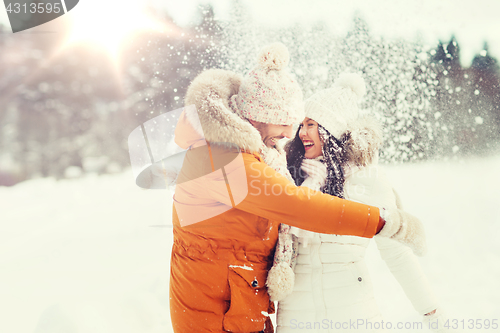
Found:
182,69 -> 262,153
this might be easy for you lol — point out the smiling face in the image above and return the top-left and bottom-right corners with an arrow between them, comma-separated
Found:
249,120 -> 294,148
299,117 -> 323,159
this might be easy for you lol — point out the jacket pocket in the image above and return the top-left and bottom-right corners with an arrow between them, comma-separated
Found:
223,264 -> 273,332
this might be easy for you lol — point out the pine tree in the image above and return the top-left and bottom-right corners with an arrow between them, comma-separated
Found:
469,42 -> 500,152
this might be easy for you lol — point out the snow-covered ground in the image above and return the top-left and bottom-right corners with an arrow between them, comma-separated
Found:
1,156 -> 499,333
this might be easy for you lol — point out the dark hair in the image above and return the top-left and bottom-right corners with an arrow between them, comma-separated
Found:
285,124 -> 349,199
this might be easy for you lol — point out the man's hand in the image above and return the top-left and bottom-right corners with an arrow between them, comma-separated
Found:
376,215 -> 385,234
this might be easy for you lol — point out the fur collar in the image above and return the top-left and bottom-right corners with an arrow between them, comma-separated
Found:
184,69 -> 262,153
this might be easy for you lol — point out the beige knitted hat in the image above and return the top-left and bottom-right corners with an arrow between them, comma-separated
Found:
304,73 -> 366,138
229,43 -> 304,125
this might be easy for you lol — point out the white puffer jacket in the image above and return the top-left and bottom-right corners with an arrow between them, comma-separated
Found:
276,161 -> 439,333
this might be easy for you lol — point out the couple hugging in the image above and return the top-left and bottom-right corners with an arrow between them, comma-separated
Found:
169,43 -> 446,333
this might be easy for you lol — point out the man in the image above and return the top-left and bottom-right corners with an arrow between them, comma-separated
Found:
169,43 -> 425,333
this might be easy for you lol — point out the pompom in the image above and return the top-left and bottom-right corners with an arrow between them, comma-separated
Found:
257,42 -> 290,71
334,73 -> 366,99
266,262 -> 295,301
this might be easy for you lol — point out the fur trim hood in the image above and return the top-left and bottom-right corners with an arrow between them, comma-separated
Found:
343,115 -> 383,167
183,69 -> 263,153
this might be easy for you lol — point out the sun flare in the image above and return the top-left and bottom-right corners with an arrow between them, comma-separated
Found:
65,0 -> 166,59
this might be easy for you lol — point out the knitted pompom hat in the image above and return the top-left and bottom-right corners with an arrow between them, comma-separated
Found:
304,73 -> 366,138
230,43 -> 304,125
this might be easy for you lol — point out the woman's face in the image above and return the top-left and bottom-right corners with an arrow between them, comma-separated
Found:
299,117 -> 323,159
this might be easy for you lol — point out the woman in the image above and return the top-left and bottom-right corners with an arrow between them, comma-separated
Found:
267,73 -> 447,333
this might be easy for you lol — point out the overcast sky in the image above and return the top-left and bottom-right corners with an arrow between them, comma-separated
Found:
1,0 -> 499,65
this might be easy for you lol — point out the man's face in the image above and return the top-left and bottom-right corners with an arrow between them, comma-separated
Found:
249,120 -> 294,148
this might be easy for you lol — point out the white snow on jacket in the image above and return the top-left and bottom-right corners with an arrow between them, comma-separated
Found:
276,160 -> 439,333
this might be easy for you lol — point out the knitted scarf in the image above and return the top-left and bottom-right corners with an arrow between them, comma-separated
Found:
260,142 -> 299,302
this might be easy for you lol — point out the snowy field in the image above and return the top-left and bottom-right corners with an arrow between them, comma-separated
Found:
1,156 -> 499,333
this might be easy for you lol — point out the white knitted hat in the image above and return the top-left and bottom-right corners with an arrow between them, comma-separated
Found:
304,73 -> 366,138
230,43 -> 304,125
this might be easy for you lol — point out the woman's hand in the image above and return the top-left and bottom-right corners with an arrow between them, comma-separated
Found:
422,308 -> 449,332
377,208 -> 427,256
